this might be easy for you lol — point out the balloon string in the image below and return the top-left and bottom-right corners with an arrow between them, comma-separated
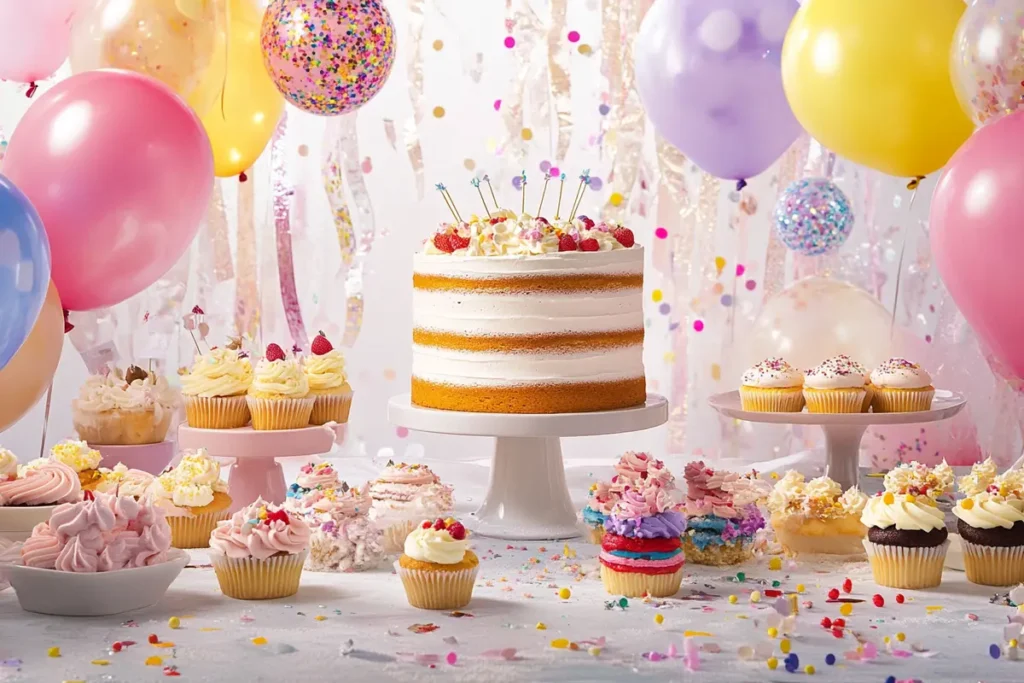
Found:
890,182 -> 921,340
38,382 -> 53,459
219,0 -> 230,121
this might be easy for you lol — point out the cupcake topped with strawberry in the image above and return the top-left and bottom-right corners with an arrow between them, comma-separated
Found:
246,343 -> 314,430
302,331 -> 353,425
396,516 -> 479,610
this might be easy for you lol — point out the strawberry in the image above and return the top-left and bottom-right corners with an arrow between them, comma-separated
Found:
267,508 -> 290,524
265,343 -> 286,362
311,331 -> 333,356
558,235 -> 578,252
536,217 -> 550,225
578,215 -> 595,229
579,238 -> 600,252
432,518 -> 446,531
422,520 -> 432,529
191,305 -> 205,315
449,233 -> 470,250
432,233 -> 454,253
448,522 -> 466,540
612,227 -> 635,248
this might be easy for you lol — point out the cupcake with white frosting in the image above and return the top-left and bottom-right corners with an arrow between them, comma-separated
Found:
767,471 -> 867,555
803,355 -> 869,414
247,343 -> 314,430
303,332 -> 353,425
869,358 -> 934,413
72,366 -> 180,445
147,448 -> 232,548
181,347 -> 253,429
861,461 -> 953,589
739,358 -> 805,412
953,459 -> 1024,586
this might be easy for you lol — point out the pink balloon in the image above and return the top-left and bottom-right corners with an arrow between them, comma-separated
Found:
3,70 -> 213,311
0,3 -> 76,83
930,110 -> 1024,382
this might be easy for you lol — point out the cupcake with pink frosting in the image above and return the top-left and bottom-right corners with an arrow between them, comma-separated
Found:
681,461 -> 768,566
614,451 -> 676,488
582,452 -> 677,544
369,462 -> 454,553
209,497 -> 311,600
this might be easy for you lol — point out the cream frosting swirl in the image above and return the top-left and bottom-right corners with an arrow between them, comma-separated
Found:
50,440 -> 102,473
209,498 -> 311,560
861,494 -> 945,531
953,493 -> 1024,529
883,460 -> 953,500
767,470 -> 867,520
181,348 -> 253,397
0,460 -> 82,506
869,358 -> 932,389
611,481 -> 674,518
742,358 -> 804,389
94,463 -> 155,498
958,457 -> 999,497
74,372 -> 179,415
303,350 -> 348,392
250,357 -> 309,398
295,462 -> 339,490
403,526 -> 469,564
613,452 -> 675,489
0,448 -> 16,480
148,449 -> 227,511
804,355 -> 868,390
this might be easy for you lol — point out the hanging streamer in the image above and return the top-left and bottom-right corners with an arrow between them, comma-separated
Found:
547,0 -> 572,162
502,0 -> 546,165
235,168 -> 260,342
207,183 -> 234,284
763,137 -> 810,298
271,113 -> 307,350
405,0 -> 426,199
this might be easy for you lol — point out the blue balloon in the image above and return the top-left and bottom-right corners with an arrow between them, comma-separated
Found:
0,173 -> 50,370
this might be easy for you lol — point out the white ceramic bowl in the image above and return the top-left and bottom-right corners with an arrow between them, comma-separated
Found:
5,548 -> 189,616
0,506 -> 56,542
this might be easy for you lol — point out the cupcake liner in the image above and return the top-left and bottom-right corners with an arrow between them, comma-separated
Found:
600,565 -> 683,598
73,406 -> 173,445
395,562 -> 478,610
961,540 -> 1024,586
184,395 -> 250,429
167,510 -> 231,549
211,550 -> 308,600
871,387 -> 935,413
862,539 -> 949,589
804,387 -> 866,414
586,525 -> 606,545
379,518 -> 419,554
861,384 -> 874,412
739,386 -> 805,412
309,391 -> 353,425
247,396 -> 315,431
681,537 -> 752,566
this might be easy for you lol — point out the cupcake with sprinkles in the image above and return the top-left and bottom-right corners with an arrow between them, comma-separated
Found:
953,458 -> 1024,586
767,471 -> 868,555
739,358 -> 805,412
600,480 -> 686,597
582,452 -> 677,544
869,357 -> 935,413
803,355 -> 870,413
681,461 -> 769,565
861,460 -> 954,589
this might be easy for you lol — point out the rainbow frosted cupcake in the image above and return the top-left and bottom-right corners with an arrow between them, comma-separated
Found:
181,347 -> 253,429
147,449 -> 232,549
739,358 -> 805,412
869,358 -> 935,413
768,471 -> 867,555
303,332 -> 353,425
396,517 -> 478,610
582,452 -> 677,544
953,459 -> 1024,586
247,343 -> 315,430
804,355 -> 870,413
600,482 -> 686,597
681,461 -> 768,565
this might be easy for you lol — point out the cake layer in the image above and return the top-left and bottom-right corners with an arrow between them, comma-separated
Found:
412,330 -> 643,353
413,249 -> 644,277
412,345 -> 643,384
411,376 -> 647,413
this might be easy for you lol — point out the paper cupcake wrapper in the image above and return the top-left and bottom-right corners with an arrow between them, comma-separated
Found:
185,395 -> 250,429
600,564 -> 683,598
961,540 -> 1024,586
167,510 -> 231,549
871,387 -> 935,413
247,397 -> 315,431
379,519 -> 420,554
309,391 -> 353,425
861,385 -> 874,412
862,539 -> 949,589
804,388 -> 866,414
211,550 -> 308,600
739,386 -> 805,413
73,405 -> 173,445
395,561 -> 478,610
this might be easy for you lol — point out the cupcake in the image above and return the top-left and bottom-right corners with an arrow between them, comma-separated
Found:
869,358 -> 935,413
303,332 -> 353,425
49,440 -> 104,490
600,482 -> 687,597
147,449 -> 232,548
181,347 -> 253,429
369,461 -> 454,553
209,498 -> 311,600
247,343 -> 315,430
21,491 -> 172,571
767,471 -> 868,555
582,452 -> 677,544
300,482 -> 385,573
952,459 -> 1024,586
396,517 -> 478,609
72,366 -> 179,445
803,355 -> 869,413
0,448 -> 16,483
582,481 -> 620,544
681,462 -> 769,565
861,461 -> 954,589
93,463 -> 155,500
0,459 -> 81,507
739,358 -> 805,412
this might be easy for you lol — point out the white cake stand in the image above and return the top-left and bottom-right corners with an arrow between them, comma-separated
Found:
387,393 -> 669,540
708,389 -> 967,491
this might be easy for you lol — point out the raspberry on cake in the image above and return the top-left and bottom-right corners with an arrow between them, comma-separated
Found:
413,206 -> 645,414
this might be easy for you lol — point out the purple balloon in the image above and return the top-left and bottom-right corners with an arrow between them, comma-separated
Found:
636,0 -> 803,183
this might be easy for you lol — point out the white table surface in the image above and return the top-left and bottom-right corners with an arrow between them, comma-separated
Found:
1,457 -> 1022,683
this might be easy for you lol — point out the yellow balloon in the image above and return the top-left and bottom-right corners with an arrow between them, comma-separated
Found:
200,0 -> 283,178
781,0 -> 974,178
70,0 -> 223,115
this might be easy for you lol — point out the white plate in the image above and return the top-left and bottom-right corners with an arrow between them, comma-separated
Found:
5,548 -> 189,616
0,505 -> 57,542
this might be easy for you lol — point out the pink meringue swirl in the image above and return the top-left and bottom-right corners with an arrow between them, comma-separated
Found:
586,480 -> 622,515
295,462 -> 339,490
611,481 -> 674,519
20,522 -> 61,569
209,497 -> 311,561
0,460 -> 81,506
374,462 -> 440,486
613,452 -> 675,489
684,461 -> 740,518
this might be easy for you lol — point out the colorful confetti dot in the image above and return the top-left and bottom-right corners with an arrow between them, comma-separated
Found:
504,36 -> 516,48
558,587 -> 571,600
251,637 -> 268,646
567,30 -> 580,42
710,364 -> 721,380
655,226 -> 668,239
658,303 -> 670,315
168,616 -> 181,629
745,280 -> 757,291
767,657 -> 778,670
991,644 -> 1002,659
728,594 -> 738,604
145,656 -> 163,666
711,282 -> 724,295
548,166 -> 560,177
432,39 -> 444,50
446,652 -> 457,665
535,622 -> 547,630
550,638 -> 569,649
651,289 -> 663,303
47,648 -> 60,658
396,426 -> 409,438
540,160 -> 551,172
768,557 -> 782,571
578,44 -> 592,55
521,128 -> 533,141
588,177 -> 603,191
720,294 -> 733,307
361,157 -> 373,173
599,103 -> 610,116
609,192 -> 624,207
825,653 -> 836,666
432,106 -> 445,118
735,264 -> 746,276
714,256 -> 726,275
654,613 -> 664,625
493,99 -> 502,111
463,158 -> 476,170
839,603 -> 853,617
693,319 -> 705,332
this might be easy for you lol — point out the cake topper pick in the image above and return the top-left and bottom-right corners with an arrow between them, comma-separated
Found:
536,172 -> 552,217
469,177 -> 492,218
435,183 -> 462,223
520,170 -> 527,215
553,172 -> 567,220
483,174 -> 500,210
569,170 -> 591,221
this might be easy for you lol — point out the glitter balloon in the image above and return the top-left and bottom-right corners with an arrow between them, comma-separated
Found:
951,0 -> 1024,126
261,0 -> 396,116
773,178 -> 853,256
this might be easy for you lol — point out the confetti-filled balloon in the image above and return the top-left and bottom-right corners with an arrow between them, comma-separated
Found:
261,0 -> 396,116
951,0 -> 1024,126
773,178 -> 853,256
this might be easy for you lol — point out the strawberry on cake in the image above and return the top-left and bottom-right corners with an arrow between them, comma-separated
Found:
303,331 -> 353,425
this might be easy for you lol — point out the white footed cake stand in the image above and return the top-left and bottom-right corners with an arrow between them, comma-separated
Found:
387,393 -> 669,540
708,389 -> 967,491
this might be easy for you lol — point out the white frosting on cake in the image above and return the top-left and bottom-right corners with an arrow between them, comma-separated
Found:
412,346 -> 643,387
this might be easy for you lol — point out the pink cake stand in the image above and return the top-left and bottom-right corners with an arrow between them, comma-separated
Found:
177,424 -> 344,511
92,441 -> 175,475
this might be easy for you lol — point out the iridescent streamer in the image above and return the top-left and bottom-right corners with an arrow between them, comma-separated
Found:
547,0 -> 572,162
502,0 -> 545,164
763,137 -> 810,298
235,169 -> 259,341
405,0 -> 426,199
272,113 -> 307,350
383,119 -> 398,151
207,183 -> 234,283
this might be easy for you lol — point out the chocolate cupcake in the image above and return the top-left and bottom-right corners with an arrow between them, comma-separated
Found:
952,459 -> 1024,586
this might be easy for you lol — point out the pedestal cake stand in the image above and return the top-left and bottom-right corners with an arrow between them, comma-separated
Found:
92,441 -> 175,475
177,423 -> 345,511
708,389 -> 967,491
387,393 -> 669,541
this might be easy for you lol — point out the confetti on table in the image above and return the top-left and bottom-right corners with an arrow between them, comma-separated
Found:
504,36 -> 515,48
409,623 -> 440,634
